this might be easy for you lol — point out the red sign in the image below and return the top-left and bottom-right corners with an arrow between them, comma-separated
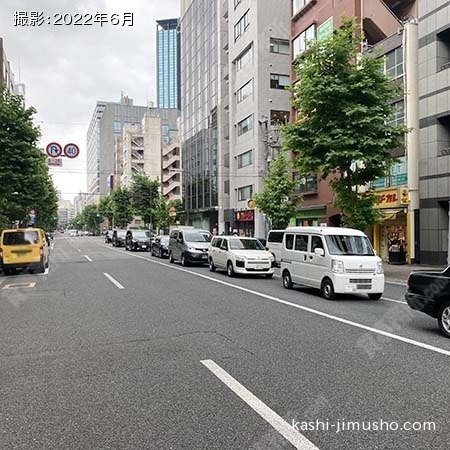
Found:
46,142 -> 62,157
236,210 -> 254,222
64,143 -> 80,158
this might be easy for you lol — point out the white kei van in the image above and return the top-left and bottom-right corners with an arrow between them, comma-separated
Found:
280,227 -> 384,300
266,230 -> 285,266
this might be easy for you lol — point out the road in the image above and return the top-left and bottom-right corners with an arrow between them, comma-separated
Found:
0,236 -> 448,450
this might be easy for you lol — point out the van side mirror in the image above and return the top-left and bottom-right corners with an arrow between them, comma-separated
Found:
314,248 -> 325,257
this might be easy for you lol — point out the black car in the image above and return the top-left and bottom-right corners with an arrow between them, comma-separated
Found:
405,266 -> 450,337
105,230 -> 113,244
112,230 -> 127,247
151,235 -> 170,258
125,230 -> 152,251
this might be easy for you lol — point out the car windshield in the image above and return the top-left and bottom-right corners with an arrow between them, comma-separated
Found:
325,235 -> 375,256
117,231 -> 126,237
133,231 -> 150,239
3,231 -> 39,245
185,232 -> 211,242
160,237 -> 169,245
230,238 -> 265,250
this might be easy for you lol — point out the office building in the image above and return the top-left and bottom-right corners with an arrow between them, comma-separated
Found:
0,37 -> 16,94
418,0 -> 450,264
157,18 -> 181,110
86,94 -> 148,204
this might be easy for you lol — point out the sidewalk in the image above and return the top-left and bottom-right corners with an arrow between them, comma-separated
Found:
384,263 -> 446,284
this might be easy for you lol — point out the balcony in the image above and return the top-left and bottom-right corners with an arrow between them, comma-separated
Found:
363,0 -> 402,45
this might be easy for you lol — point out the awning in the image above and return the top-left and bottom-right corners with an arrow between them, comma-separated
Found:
379,208 -> 406,221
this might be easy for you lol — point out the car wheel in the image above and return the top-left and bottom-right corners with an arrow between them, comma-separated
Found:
45,258 -> 49,269
37,259 -> 46,274
159,248 -> 162,258
265,273 -> 274,279
227,261 -> 235,277
438,301 -> 450,338
282,271 -> 293,289
321,278 -> 336,300
368,293 -> 382,301
209,258 -> 216,272
3,268 -> 11,276
181,253 -> 189,267
169,252 -> 174,263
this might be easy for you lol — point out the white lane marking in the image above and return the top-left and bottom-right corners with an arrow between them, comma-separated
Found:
382,297 -> 407,305
84,255 -> 93,262
201,359 -> 319,450
385,280 -> 407,287
103,272 -> 125,289
44,268 -> 50,275
106,246 -> 450,357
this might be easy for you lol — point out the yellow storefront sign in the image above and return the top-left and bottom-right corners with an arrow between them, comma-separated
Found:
374,189 -> 399,208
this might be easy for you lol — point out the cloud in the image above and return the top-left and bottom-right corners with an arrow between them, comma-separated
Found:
0,0 -> 179,200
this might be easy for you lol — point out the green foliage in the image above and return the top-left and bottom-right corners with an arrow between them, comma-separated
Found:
81,204 -> 102,233
254,151 -> 298,229
283,18 -> 408,230
110,186 -> 133,228
98,195 -> 114,222
0,85 -> 58,231
168,199 -> 186,226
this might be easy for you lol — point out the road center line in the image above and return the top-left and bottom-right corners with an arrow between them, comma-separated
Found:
382,297 -> 407,304
84,255 -> 93,262
105,246 -> 450,357
201,359 -> 319,450
103,272 -> 125,289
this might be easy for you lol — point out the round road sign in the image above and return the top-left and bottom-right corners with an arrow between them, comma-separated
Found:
46,142 -> 62,158
64,143 -> 80,158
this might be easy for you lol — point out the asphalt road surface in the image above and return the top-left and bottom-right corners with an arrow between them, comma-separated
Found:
0,236 -> 448,450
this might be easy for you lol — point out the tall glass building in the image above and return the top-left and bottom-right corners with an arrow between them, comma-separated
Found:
156,18 -> 180,110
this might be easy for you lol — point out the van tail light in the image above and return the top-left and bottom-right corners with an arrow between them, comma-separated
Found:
39,246 -> 44,257
0,247 -> 2,259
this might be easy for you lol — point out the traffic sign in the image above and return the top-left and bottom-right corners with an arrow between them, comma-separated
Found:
64,143 -> 80,158
46,142 -> 62,157
169,206 -> 177,217
47,157 -> 63,167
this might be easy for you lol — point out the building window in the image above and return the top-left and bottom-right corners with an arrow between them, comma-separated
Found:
237,115 -> 253,136
236,45 -> 253,71
113,121 -> 122,134
237,149 -> 253,168
294,173 -> 318,194
437,27 -> 450,71
236,79 -> 253,103
293,24 -> 316,59
234,10 -> 250,42
293,0 -> 310,15
372,156 -> 408,189
385,47 -> 404,79
270,110 -> 290,125
224,180 -> 230,194
437,114 -> 450,156
270,38 -> 290,55
270,74 -> 290,89
238,185 -> 253,201
389,100 -> 405,127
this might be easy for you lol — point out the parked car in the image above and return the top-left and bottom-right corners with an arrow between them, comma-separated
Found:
405,267 -> 450,337
208,236 -> 274,278
112,229 -> 127,247
151,235 -> 170,258
125,230 -> 152,251
280,226 -> 384,300
1,228 -> 50,275
168,228 -> 212,266
266,229 -> 285,266
105,230 -> 113,244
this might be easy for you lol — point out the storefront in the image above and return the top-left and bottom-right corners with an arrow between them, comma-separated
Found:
234,210 -> 254,237
289,207 -> 328,227
372,188 -> 409,264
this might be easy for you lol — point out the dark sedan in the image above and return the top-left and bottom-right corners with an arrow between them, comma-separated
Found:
151,235 -> 170,258
112,230 -> 127,247
405,266 -> 450,337
125,230 -> 152,251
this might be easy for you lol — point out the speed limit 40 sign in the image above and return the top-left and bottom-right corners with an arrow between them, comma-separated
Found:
64,143 -> 80,158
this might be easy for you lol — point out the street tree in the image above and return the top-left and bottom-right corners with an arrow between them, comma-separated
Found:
282,19 -> 408,230
0,85 -> 58,230
131,174 -> 161,229
81,204 -> 102,233
168,199 -> 186,226
254,151 -> 298,229
110,186 -> 133,228
98,195 -> 114,224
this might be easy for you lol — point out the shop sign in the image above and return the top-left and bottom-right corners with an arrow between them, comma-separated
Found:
317,16 -> 333,42
236,210 -> 254,222
375,189 -> 399,208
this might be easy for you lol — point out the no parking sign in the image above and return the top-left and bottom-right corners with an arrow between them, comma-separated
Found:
46,142 -> 62,157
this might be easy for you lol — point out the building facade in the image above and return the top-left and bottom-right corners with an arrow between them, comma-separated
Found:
225,0 -> 292,237
180,0 -> 220,231
418,0 -> 450,264
0,37 -> 16,94
86,95 -> 148,204
157,18 -> 181,110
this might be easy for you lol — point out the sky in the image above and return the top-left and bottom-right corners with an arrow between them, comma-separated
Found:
0,0 -> 179,201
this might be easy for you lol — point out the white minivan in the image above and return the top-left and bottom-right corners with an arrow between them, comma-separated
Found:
280,226 -> 384,300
